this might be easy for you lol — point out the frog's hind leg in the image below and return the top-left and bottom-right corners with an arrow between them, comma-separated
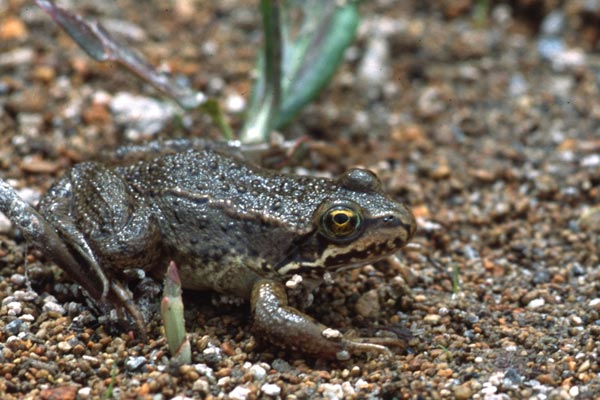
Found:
38,166 -> 113,301
0,178 -> 107,302
38,162 -> 161,333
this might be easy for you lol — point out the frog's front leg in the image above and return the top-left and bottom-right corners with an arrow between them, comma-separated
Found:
251,279 -> 401,360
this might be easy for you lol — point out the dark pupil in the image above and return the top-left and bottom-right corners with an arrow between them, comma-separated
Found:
333,213 -> 349,225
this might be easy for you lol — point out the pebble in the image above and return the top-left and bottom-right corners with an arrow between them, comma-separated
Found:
110,92 -> 175,140
228,385 -> 251,400
43,301 -> 66,315
10,273 -> 26,286
126,356 -> 147,371
249,364 -> 266,381
424,314 -> 442,324
57,341 -> 73,353
0,16 -> 28,40
0,47 -> 34,67
453,382 -> 473,399
320,383 -> 343,400
357,35 -> 390,97
192,378 -> 210,394
6,301 -> 23,316
202,345 -> 223,363
6,319 -> 25,335
193,363 -> 214,379
0,213 -> 11,232
225,92 -> 246,113
527,298 -> 545,309
261,383 -> 281,397
77,387 -> 92,399
355,289 -> 380,318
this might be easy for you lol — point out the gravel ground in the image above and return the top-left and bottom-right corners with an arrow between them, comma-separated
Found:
1,0 -> 600,399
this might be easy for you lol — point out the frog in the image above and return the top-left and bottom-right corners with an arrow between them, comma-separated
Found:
24,141 -> 417,360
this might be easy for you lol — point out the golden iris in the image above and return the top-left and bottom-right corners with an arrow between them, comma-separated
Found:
320,206 -> 361,240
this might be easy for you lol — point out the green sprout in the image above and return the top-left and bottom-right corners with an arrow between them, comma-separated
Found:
161,261 -> 192,365
452,263 -> 460,295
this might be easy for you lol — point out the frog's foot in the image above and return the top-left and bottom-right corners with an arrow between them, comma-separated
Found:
251,279 -> 406,360
109,280 -> 147,337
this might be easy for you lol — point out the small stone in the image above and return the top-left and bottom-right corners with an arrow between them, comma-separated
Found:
6,319 -> 24,335
193,363 -> 214,379
32,65 -> 56,83
10,274 -> 26,285
322,328 -> 342,339
82,102 -> 112,125
261,383 -> 280,397
228,385 -> 251,400
341,382 -> 355,397
225,93 -> 246,113
527,298 -> 545,309
355,289 -> 380,318
39,386 -> 77,400
57,341 -> 73,353
424,314 -> 442,324
0,16 -> 28,40
321,383 -> 343,400
271,359 -> 291,373
43,301 -> 66,315
110,92 -> 175,140
249,364 -> 266,381
126,356 -> 147,371
453,382 -> 473,400
578,360 -> 591,373
202,345 -> 223,363
536,373 -> 556,385
0,48 -> 34,67
77,387 -> 92,399
192,378 -> 210,394
6,301 -> 23,316
0,213 -> 11,233
13,290 -> 37,302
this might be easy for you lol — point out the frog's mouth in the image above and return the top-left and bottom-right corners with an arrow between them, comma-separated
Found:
274,234 -> 408,276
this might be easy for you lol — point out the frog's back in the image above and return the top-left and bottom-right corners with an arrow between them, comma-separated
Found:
118,149 -> 337,294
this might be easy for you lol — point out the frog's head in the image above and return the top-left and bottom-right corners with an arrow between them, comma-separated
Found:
275,168 -> 416,276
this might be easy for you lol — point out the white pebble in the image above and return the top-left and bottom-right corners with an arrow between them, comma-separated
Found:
10,274 -> 26,285
77,387 -> 92,399
228,385 -> 251,400
57,341 -> 73,352
322,328 -> 342,339
225,93 -> 246,113
192,378 -> 209,393
320,383 -> 343,400
13,290 -> 37,301
6,301 -> 23,316
527,298 -> 545,309
249,364 -> 266,381
20,314 -> 34,322
0,213 -> 11,233
193,363 -> 214,379
261,383 -> 281,397
43,301 -> 65,315
341,381 -> 356,396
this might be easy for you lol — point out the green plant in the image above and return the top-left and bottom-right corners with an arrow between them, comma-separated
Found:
33,0 -> 361,143
161,261 -> 192,366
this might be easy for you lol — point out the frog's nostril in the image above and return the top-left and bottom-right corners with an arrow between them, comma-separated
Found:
383,215 -> 396,224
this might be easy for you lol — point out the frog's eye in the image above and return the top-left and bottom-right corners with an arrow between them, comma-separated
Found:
320,205 -> 362,241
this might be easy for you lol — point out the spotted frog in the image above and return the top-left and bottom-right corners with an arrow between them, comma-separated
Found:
33,142 -> 416,360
